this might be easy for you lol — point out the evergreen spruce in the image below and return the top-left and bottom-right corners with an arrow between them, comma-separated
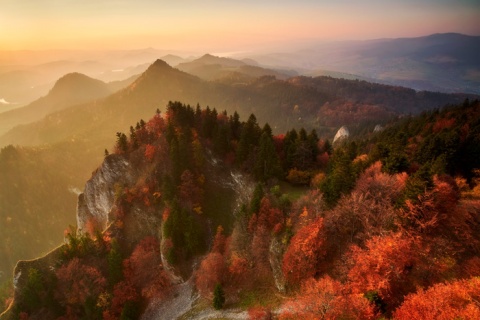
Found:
213,283 -> 225,310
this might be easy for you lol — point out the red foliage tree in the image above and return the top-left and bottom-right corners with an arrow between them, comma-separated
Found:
103,281 -> 139,320
256,197 -> 283,231
55,258 -> 106,309
144,144 -> 156,161
227,252 -> 249,288
432,117 -> 456,133
393,277 -> 480,320
282,217 -> 326,286
125,237 -> 172,299
212,225 -> 227,255
146,112 -> 165,138
279,276 -> 376,320
195,252 -> 226,298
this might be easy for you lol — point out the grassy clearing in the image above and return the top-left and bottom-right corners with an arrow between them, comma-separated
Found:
277,181 -> 309,201
236,287 -> 284,310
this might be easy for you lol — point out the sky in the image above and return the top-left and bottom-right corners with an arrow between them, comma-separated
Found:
0,0 -> 479,51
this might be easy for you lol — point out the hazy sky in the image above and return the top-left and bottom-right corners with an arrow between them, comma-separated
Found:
1,0 -> 479,51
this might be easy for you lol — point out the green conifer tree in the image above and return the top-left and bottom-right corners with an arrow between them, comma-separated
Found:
213,283 -> 225,310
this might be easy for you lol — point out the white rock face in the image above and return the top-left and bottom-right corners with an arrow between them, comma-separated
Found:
333,126 -> 349,143
76,154 -> 132,234
374,124 -> 384,132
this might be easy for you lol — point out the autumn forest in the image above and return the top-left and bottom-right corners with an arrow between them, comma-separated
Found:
2,98 -> 479,319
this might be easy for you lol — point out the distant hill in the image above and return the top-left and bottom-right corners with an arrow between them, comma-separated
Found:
245,33 -> 480,94
176,53 -> 297,81
161,54 -> 188,66
0,48 -> 175,106
0,73 -> 137,136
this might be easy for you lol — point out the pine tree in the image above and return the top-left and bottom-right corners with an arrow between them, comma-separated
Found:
236,114 -> 261,165
254,131 -> 281,181
107,239 -> 123,287
213,283 -> 225,310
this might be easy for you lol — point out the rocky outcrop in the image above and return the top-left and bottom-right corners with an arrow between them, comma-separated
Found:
269,237 -> 286,293
333,125 -> 349,144
76,154 -> 132,234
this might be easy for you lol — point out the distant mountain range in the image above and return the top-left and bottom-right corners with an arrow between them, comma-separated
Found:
1,33 -> 477,110
241,33 -> 480,94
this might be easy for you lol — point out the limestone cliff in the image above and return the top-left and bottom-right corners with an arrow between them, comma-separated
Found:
76,154 -> 132,234
333,125 -> 349,144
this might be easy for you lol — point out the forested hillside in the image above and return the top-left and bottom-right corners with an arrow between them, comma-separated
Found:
2,100 -> 479,319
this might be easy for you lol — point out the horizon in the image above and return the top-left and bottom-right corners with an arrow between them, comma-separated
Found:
0,31 -> 478,53
1,0 -> 479,52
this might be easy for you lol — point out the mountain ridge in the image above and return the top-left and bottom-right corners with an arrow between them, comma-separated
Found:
1,58 -> 478,148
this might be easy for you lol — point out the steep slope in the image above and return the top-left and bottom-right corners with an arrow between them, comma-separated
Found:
0,73 -> 113,136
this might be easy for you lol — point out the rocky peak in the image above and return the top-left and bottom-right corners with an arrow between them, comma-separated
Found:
333,125 -> 349,144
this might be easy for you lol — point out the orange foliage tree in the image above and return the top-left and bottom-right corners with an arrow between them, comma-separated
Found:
399,175 -> 479,253
325,161 -> 405,244
345,232 -> 420,312
282,217 -> 326,286
248,306 -> 272,320
195,252 -> 226,298
279,276 -> 376,320
393,277 -> 480,320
